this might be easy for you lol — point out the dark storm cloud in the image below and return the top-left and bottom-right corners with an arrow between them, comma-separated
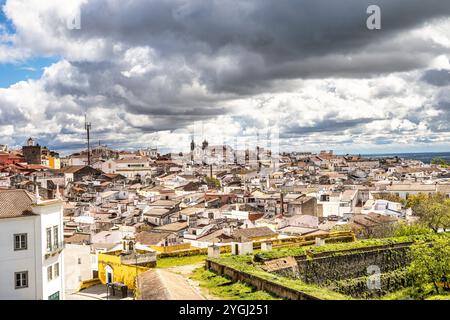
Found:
0,101 -> 28,125
421,69 -> 450,87
78,0 -> 450,59
374,136 -> 394,145
34,0 -> 450,134
40,57 -> 234,126
67,0 -> 450,93
282,117 -> 377,136
2,0 -> 450,152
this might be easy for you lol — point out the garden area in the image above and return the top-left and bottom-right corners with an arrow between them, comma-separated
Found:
204,232 -> 450,300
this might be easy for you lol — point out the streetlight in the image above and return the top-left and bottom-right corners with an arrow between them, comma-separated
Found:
134,246 -> 138,300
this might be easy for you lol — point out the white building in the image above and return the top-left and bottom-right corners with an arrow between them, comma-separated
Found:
361,199 -> 404,217
316,190 -> 357,218
64,244 -> 92,294
0,189 -> 65,300
222,209 -> 250,220
384,184 -> 437,200
101,158 -> 155,179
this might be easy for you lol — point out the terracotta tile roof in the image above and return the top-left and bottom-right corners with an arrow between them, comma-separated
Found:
26,165 -> 50,170
149,199 -> 180,207
59,165 -> 86,173
0,189 -> 36,219
114,158 -> 149,164
136,231 -> 172,245
154,221 -> 188,232
196,229 -> 234,243
65,233 -> 91,244
233,226 -> 277,241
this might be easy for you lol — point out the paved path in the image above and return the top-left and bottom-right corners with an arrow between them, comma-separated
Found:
155,268 -> 205,300
138,262 -> 214,300
166,262 -> 218,300
65,293 -> 99,300
67,263 -> 212,300
166,262 -> 205,276
65,285 -> 133,300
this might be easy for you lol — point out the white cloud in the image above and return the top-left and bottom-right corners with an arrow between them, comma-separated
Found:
0,0 -> 450,154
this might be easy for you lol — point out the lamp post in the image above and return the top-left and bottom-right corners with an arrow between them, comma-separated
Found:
134,248 -> 138,300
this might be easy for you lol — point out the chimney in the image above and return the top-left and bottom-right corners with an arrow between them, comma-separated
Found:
35,185 -> 41,204
55,184 -> 61,199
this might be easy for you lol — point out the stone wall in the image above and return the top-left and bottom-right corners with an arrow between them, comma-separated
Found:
330,268 -> 411,298
205,260 -> 322,300
293,244 -> 411,284
263,242 -> 413,298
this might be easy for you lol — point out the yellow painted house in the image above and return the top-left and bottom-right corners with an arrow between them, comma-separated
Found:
41,156 -> 61,169
49,156 -> 61,169
98,250 -> 156,290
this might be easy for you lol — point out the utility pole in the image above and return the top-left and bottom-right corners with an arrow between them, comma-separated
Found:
85,113 -> 91,166
135,250 -> 138,300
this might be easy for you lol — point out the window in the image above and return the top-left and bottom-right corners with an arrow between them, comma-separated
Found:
15,271 -> 28,289
78,257 -> 82,264
47,265 -> 53,281
46,228 -> 52,251
54,263 -> 59,278
53,226 -> 59,248
14,233 -> 27,251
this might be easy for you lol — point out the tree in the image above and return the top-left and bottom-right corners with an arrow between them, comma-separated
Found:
204,176 -> 221,189
393,222 -> 433,237
331,224 -> 352,233
407,237 -> 450,294
407,193 -> 450,233
406,193 -> 429,209
431,157 -> 449,168
373,192 -> 406,205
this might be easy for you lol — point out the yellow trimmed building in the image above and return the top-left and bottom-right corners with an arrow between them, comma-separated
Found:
98,250 -> 156,290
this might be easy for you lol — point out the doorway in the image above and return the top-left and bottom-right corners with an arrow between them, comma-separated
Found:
105,265 -> 113,284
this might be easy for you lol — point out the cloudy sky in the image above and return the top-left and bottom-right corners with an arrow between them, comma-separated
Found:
0,0 -> 450,155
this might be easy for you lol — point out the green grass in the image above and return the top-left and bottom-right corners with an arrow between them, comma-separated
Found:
205,233 -> 450,300
156,254 -> 207,268
381,288 -> 415,300
382,283 -> 450,300
190,267 -> 280,300
255,233 -> 450,261
209,255 -> 352,300
426,294 -> 450,300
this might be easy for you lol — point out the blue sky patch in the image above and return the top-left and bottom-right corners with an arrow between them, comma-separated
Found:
0,56 -> 61,87
0,1 -> 60,87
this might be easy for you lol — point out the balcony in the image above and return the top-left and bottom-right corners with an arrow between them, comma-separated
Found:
45,242 -> 65,259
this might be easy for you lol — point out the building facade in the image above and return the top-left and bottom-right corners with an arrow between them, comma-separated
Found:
0,190 -> 65,300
